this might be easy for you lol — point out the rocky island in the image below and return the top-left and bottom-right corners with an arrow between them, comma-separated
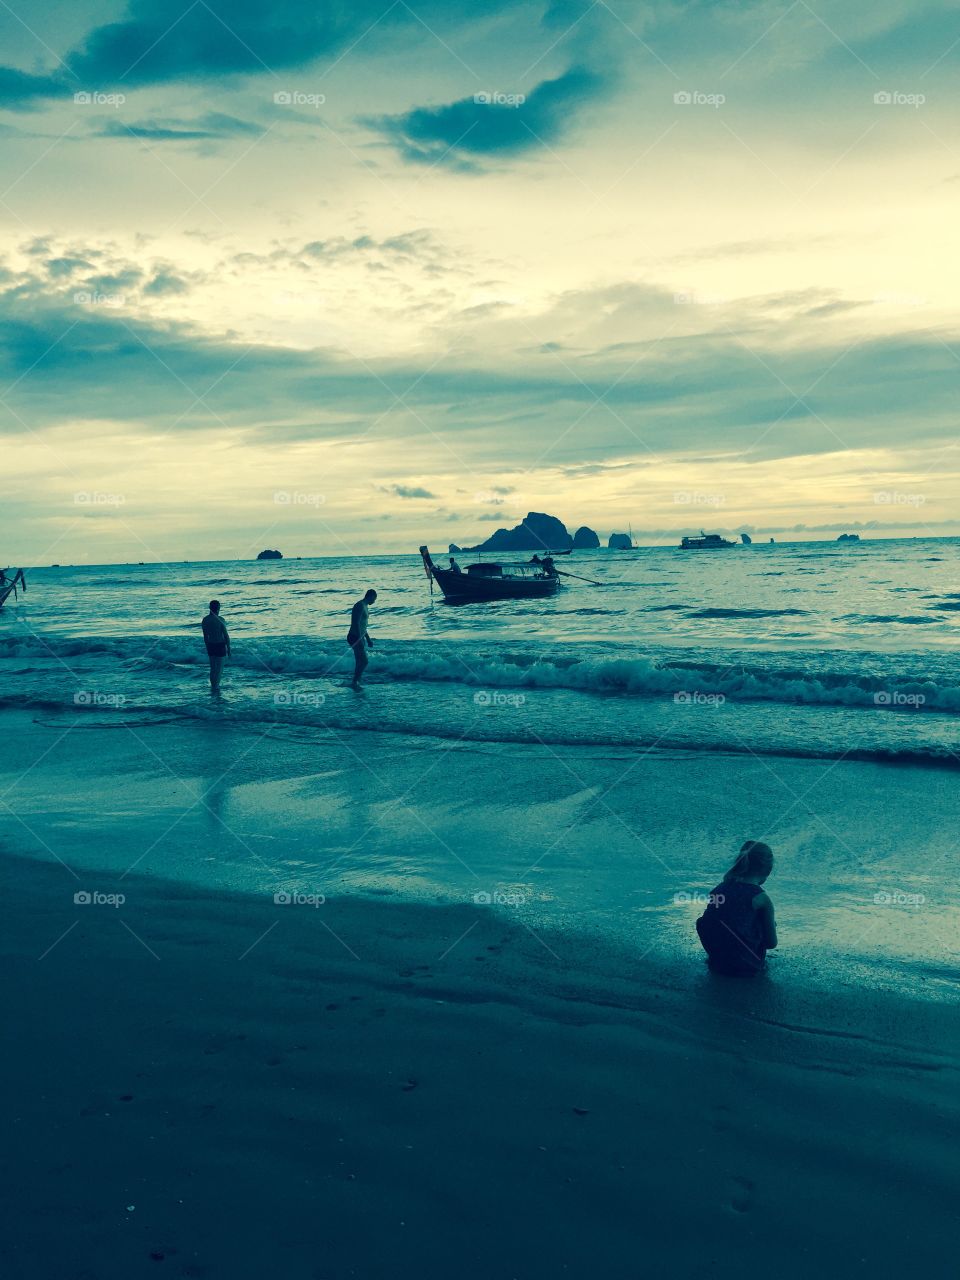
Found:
257,549 -> 283,560
450,512 -> 600,555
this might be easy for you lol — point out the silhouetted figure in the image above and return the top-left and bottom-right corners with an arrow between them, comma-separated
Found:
348,589 -> 377,689
449,557 -> 463,574
202,599 -> 230,694
541,555 -> 556,577
696,840 -> 778,975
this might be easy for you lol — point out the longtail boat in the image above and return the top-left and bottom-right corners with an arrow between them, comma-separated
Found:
0,568 -> 26,608
419,546 -> 560,602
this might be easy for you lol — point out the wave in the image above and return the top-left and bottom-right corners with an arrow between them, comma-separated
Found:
842,614 -> 937,625
4,633 -> 960,713
20,698 -> 960,770
687,607 -> 808,619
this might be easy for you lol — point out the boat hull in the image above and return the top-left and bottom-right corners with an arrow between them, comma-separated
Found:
430,567 -> 560,601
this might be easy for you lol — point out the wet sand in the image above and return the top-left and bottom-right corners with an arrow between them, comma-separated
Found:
0,709 -> 957,1277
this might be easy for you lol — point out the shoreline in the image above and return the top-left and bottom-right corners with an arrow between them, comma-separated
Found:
0,707 -> 956,1003
3,852 -> 958,1278
1,707 -> 958,1276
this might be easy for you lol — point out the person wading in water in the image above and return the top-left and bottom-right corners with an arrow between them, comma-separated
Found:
695,840 -> 778,975
347,589 -> 377,689
202,599 -> 231,694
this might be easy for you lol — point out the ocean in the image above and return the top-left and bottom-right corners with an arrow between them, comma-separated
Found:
2,538 -> 958,1000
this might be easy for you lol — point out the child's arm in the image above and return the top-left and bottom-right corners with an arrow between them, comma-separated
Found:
754,892 -> 778,948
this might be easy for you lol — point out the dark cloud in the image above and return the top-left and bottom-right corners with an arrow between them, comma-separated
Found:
0,1 -> 520,104
94,112 -> 264,141
379,484 -> 437,499
370,66 -> 607,167
1,269 -> 958,475
0,66 -> 64,109
45,257 -> 96,278
143,270 -> 190,297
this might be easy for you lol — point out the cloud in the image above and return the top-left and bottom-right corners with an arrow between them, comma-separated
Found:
230,229 -> 453,276
2,261 -> 959,478
370,65 -> 608,167
94,111 -> 264,141
143,270 -> 191,297
379,484 -> 437,499
45,257 -> 97,278
0,66 -> 64,109
0,1 -> 521,104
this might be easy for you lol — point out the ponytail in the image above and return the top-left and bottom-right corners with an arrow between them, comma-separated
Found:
723,839 -> 774,882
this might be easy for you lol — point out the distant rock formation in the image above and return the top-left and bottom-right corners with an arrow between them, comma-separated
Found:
448,543 -> 463,554
467,512 -> 574,553
608,532 -> 633,549
572,525 -> 600,549
257,549 -> 283,559
836,533 -> 861,542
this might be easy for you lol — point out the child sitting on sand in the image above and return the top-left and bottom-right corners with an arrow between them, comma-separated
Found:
696,840 -> 778,976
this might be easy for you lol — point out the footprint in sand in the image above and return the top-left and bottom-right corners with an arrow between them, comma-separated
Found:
729,1175 -> 755,1214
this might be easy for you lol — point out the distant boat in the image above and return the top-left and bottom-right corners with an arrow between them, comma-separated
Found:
420,546 -> 561,601
679,531 -> 736,550
740,532 -> 753,545
0,568 -> 26,609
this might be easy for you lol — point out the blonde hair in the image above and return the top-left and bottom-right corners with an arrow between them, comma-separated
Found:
723,839 -> 774,882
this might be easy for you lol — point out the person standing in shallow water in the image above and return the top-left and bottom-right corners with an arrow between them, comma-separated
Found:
202,599 -> 231,694
696,840 -> 778,975
348,589 -> 377,689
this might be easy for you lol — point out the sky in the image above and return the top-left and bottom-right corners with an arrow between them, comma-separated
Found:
1,0 -> 959,563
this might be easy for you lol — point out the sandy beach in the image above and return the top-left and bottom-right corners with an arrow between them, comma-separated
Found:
1,708 -> 957,1279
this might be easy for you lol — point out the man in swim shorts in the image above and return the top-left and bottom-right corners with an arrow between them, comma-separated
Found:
347,589 -> 377,688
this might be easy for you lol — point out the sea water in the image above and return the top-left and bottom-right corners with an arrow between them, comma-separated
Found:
2,539 -> 958,998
